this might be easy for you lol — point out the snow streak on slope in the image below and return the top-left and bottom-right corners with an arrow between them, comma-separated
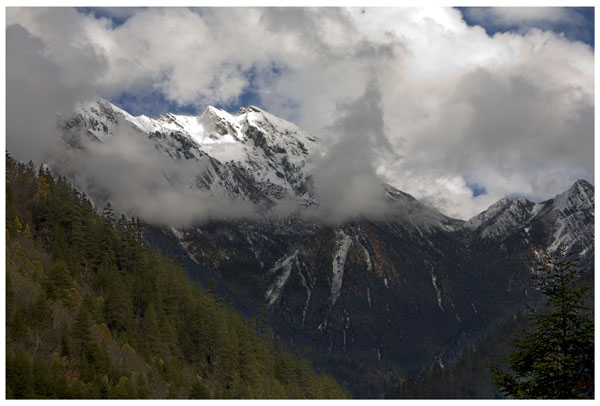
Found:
298,265 -> 313,328
265,249 -> 299,307
331,230 -> 352,307
169,226 -> 200,264
357,237 -> 373,272
429,270 -> 444,312
424,260 -> 444,312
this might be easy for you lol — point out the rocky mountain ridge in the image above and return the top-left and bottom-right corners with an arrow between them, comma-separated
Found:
63,99 -> 319,206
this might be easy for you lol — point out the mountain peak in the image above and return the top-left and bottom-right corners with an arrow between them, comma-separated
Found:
568,179 -> 594,198
236,105 -> 263,115
573,178 -> 592,187
464,196 -> 537,238
549,178 -> 594,216
462,179 -> 594,259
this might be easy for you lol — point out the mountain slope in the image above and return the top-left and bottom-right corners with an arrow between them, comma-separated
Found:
57,101 -> 595,398
145,179 -> 592,397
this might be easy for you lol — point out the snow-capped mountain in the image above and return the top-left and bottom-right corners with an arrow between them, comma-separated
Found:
464,197 -> 540,238
463,179 -> 594,262
59,100 -> 594,398
63,99 -> 319,205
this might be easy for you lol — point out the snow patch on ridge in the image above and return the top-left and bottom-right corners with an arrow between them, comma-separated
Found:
297,261 -> 313,328
170,226 -> 200,264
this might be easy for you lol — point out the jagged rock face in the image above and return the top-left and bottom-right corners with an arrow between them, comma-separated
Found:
62,100 -> 595,398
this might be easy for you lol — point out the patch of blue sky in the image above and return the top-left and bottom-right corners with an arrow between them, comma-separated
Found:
111,91 -> 199,118
76,7 -> 144,27
465,179 -> 487,197
456,7 -> 594,48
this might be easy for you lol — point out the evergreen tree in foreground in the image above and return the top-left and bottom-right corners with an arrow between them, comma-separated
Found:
492,250 -> 594,399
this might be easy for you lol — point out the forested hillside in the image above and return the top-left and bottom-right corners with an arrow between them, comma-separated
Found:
5,154 -> 349,399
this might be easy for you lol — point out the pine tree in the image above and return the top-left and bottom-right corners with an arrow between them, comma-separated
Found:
492,250 -> 594,399
7,351 -> 34,398
73,306 -> 93,350
103,267 -> 133,333
141,302 -> 161,356
190,377 -> 211,399
46,260 -> 75,299
102,202 -> 115,225
33,170 -> 50,202
32,357 -> 53,398
6,181 -> 18,236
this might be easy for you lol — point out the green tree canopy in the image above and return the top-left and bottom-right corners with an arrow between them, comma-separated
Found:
5,154 -> 349,399
492,250 -> 594,399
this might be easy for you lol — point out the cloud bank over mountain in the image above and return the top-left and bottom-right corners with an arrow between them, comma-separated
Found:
6,7 -> 594,220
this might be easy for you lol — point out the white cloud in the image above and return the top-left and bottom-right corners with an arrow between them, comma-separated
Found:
6,7 -> 594,221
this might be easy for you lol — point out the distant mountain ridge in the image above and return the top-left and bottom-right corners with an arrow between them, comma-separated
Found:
58,100 -> 594,398
464,179 -> 594,262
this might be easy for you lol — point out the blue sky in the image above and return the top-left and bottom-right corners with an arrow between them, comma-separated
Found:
465,180 -> 488,198
75,7 -> 141,27
457,7 -> 594,48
